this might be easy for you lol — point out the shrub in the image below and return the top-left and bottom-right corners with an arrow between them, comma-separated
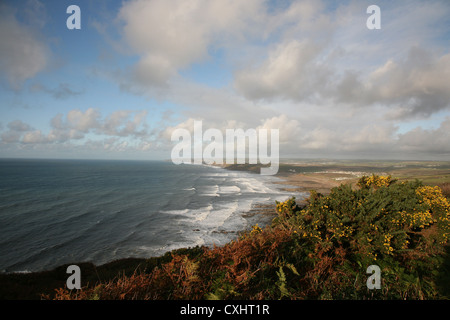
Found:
274,176 -> 450,299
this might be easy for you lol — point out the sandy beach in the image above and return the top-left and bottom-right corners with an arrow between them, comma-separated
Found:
274,172 -> 344,195
219,163 -> 355,197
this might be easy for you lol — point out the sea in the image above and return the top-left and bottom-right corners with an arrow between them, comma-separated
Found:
0,159 -> 305,273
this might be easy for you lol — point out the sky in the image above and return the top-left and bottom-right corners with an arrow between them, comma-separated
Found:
1,0 -> 450,161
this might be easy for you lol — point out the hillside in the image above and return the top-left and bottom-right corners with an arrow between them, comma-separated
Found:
44,174 -> 450,300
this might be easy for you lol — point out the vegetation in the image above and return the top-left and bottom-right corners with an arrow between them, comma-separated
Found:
46,175 -> 450,300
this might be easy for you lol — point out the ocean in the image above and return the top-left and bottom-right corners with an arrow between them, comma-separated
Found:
0,159 -> 304,273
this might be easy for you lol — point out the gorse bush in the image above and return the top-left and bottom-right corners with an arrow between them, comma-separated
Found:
51,175 -> 450,300
356,174 -> 396,189
274,176 -> 450,299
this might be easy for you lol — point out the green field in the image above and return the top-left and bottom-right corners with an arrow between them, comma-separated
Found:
280,159 -> 450,178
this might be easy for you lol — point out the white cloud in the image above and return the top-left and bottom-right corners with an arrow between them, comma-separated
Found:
232,1 -> 450,120
0,3 -> 49,88
368,48 -> 450,118
0,120 -> 34,143
101,0 -> 450,160
234,39 -> 330,101
397,117 -> 450,154
328,46 -> 450,119
66,108 -> 102,133
22,130 -> 47,144
235,42 -> 450,120
117,0 -> 265,87
1,109 -> 151,147
300,126 -> 335,151
3,0 -> 450,161
257,114 -> 301,144
102,110 -> 148,137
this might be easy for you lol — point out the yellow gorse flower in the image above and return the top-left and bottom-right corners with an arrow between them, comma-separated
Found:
415,185 -> 450,243
250,224 -> 263,235
357,174 -> 394,189
383,233 -> 394,255
416,186 -> 450,212
276,200 -> 291,213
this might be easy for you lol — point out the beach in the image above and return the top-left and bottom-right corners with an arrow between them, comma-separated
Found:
274,171 -> 343,195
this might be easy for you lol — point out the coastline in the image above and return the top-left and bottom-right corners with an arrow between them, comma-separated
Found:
218,163 -> 342,196
273,171 -> 342,195
0,163 -> 297,299
0,205 -> 281,300
220,159 -> 450,197
0,161 -> 285,273
4,160 -> 449,299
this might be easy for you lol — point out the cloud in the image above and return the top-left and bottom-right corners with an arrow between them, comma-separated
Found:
368,48 -> 450,119
117,0 -> 265,87
102,110 -> 148,137
1,108 -> 151,147
257,114 -> 301,145
1,120 -> 52,145
234,39 -> 330,101
7,120 -> 33,132
22,130 -> 47,144
65,108 -> 102,133
23,0 -> 48,29
330,47 -> 450,119
231,1 -> 450,120
0,120 -> 34,143
397,117 -> 450,154
0,3 -> 49,89
300,126 -> 336,151
112,0 -> 450,124
29,83 -> 83,99
104,0 -> 450,161
2,0 -> 450,161
235,42 -> 450,120
50,108 -> 150,141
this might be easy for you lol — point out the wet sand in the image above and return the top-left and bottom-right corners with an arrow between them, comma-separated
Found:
275,172 -> 345,195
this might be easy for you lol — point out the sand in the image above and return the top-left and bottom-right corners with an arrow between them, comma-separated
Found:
275,173 -> 344,195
